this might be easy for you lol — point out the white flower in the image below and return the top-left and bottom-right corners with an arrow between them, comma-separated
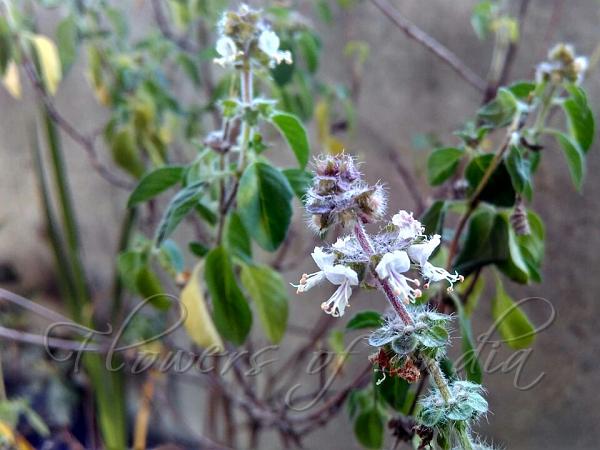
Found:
258,30 -> 292,66
320,265 -> 358,317
573,56 -> 588,84
294,247 -> 335,293
375,250 -> 422,304
214,36 -> 241,67
407,234 -> 441,267
392,210 -> 423,241
535,62 -> 555,84
421,262 -> 463,292
293,246 -> 358,317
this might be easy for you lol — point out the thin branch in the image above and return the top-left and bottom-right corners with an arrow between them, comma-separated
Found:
497,0 -> 531,87
150,0 -> 200,54
0,325 -> 102,352
21,58 -> 133,190
484,0 -> 532,103
370,0 -> 486,93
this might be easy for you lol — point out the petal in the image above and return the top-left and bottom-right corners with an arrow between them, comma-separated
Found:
407,234 -> 440,266
376,250 -> 410,279
324,264 -> 358,286
216,36 -> 237,58
311,247 -> 336,270
258,30 -> 280,56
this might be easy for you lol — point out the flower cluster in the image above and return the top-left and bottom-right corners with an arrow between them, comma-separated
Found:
295,155 -> 462,318
304,153 -> 386,234
535,43 -> 588,85
214,4 -> 292,68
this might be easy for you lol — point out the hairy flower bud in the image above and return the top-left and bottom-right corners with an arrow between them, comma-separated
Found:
305,154 -> 387,233
214,4 -> 292,69
536,43 -> 588,85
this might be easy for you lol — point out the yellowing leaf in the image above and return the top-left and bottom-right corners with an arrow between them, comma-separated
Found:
180,263 -> 224,351
0,420 -> 15,445
16,436 -> 35,450
2,61 -> 21,98
31,35 -> 62,95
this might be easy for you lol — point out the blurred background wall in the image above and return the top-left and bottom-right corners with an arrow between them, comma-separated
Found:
1,1 -> 599,449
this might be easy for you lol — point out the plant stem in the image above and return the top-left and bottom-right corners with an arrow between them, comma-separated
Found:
456,421 -> 475,450
531,84 -> 556,138
0,352 -> 6,401
352,222 -> 457,417
353,222 -> 414,325
110,207 -> 137,321
446,113 -> 521,269
237,60 -> 253,172
423,356 -> 451,402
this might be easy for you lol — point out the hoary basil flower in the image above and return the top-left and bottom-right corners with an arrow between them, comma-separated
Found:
375,250 -> 422,304
407,234 -> 441,267
535,43 -> 588,85
319,265 -> 359,317
392,210 -> 424,241
214,36 -> 241,67
422,262 -> 463,292
294,247 -> 335,293
294,247 -> 358,317
407,234 -> 463,291
258,30 -> 292,67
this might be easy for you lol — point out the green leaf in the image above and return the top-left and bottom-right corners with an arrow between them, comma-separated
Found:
346,311 -> 383,330
154,181 -> 206,246
517,210 -> 545,283
237,162 -> 293,251
507,81 -> 536,99
563,84 -> 595,152
282,168 -> 313,200
225,212 -> 252,263
296,31 -> 320,73
128,166 -> 184,206
205,246 -> 252,345
189,241 -> 209,258
450,295 -> 482,384
160,239 -> 184,274
416,324 -> 449,348
56,15 -> 78,73
446,402 -> 474,421
427,147 -> 463,185
419,405 -> 444,427
0,17 -> 12,75
240,264 -> 288,343
477,87 -> 519,127
420,200 -> 447,235
109,125 -> 144,178
377,374 -> 409,412
492,277 -> 535,349
466,154 -> 516,207
453,207 -> 509,275
354,408 -> 384,449
495,213 -> 530,284
135,265 -> 170,309
270,112 -> 310,168
505,145 -> 532,199
471,0 -> 493,39
554,131 -> 585,191
117,250 -> 143,292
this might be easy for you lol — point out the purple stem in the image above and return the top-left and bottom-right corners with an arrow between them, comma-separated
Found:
352,222 -> 414,326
